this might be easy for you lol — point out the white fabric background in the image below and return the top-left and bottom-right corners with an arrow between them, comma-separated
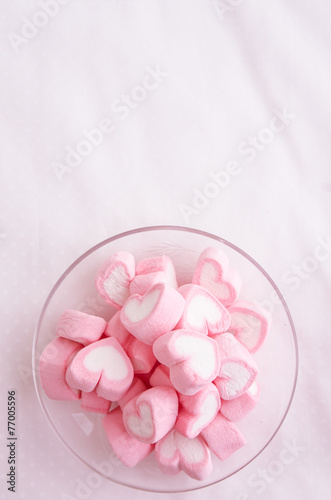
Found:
1,0 -> 330,498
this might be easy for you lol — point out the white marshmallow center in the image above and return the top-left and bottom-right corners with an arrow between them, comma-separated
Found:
187,294 -> 222,329
190,394 -> 219,436
84,345 -> 128,380
200,262 -> 230,299
221,361 -> 251,397
124,288 -> 160,322
127,403 -> 154,439
103,265 -> 130,305
174,334 -> 216,378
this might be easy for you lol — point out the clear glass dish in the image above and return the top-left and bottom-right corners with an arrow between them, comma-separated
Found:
32,225 -> 298,493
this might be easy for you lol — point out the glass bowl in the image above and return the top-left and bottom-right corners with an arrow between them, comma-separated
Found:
32,225 -> 298,493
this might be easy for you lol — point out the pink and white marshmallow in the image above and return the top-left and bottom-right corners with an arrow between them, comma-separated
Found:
39,337 -> 82,400
227,301 -> 270,353
105,311 -> 156,373
105,311 -> 131,346
155,429 -> 213,481
213,332 -> 258,400
175,383 -> 220,438
129,272 -> 166,296
117,377 -> 147,410
153,329 -> 221,395
201,413 -> 246,461
81,389 -> 111,414
95,251 -> 135,309
176,284 -> 230,335
40,246 -> 271,480
56,309 -> 106,345
192,247 -> 241,307
127,338 -> 157,374
120,283 -> 185,345
135,254 -> 177,279
103,407 -> 153,467
221,381 -> 260,422
130,255 -> 178,295
123,386 -> 178,444
65,337 -> 134,400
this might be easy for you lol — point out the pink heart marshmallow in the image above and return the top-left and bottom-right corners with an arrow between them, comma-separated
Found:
130,254 -> 177,296
120,282 -> 185,345
227,301 -> 271,353
192,246 -> 241,307
153,329 -> 221,395
123,386 -> 178,444
65,337 -> 134,400
201,412 -> 246,461
106,311 -> 157,373
175,383 -> 221,438
95,251 -> 135,309
176,284 -> 230,335
80,389 -> 111,414
56,309 -> 106,346
213,332 -> 258,400
103,407 -> 154,467
221,381 -> 260,422
155,429 -> 213,481
117,377 -> 147,410
39,337 -> 82,401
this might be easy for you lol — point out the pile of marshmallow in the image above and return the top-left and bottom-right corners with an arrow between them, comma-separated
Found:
39,247 -> 270,481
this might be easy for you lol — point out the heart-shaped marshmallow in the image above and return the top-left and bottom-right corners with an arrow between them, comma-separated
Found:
95,251 -> 135,309
192,247 -> 241,307
105,311 -> 131,346
117,377 -> 147,410
106,312 -> 157,373
153,329 -> 221,395
155,429 -> 213,481
227,301 -> 270,353
56,309 -> 106,345
123,386 -> 178,444
175,383 -> 221,438
201,413 -> 246,461
130,271 -> 169,296
213,332 -> 258,400
120,283 -> 185,345
176,284 -> 230,335
127,338 -> 157,374
65,337 -> 134,400
221,381 -> 260,422
103,407 -> 154,467
39,337 -> 82,401
129,254 -> 178,295
80,389 -> 111,414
